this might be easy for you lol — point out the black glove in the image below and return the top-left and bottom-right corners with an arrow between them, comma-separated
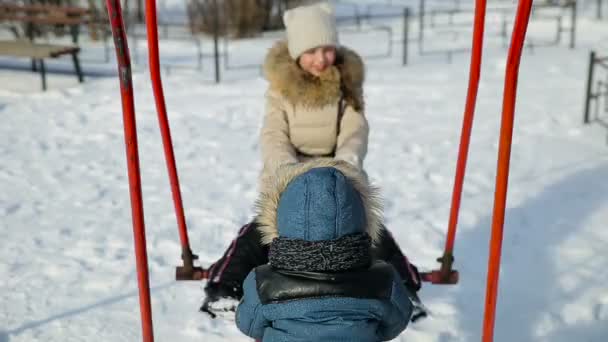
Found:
200,283 -> 241,319
404,262 -> 422,293
405,288 -> 428,323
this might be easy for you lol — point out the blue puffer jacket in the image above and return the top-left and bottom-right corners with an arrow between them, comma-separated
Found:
236,161 -> 413,342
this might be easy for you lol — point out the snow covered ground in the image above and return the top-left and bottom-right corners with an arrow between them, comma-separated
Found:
1,1 -> 607,341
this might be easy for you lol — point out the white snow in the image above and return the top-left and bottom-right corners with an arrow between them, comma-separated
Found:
1,1 -> 607,341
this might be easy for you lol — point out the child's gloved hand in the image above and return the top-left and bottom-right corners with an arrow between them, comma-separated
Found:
200,296 -> 239,320
200,283 -> 240,319
405,286 -> 429,323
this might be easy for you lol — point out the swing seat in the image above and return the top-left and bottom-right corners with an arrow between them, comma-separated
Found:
176,265 -> 207,281
420,270 -> 459,284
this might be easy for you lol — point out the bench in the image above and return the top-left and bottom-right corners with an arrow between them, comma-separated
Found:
0,40 -> 83,90
0,3 -> 90,90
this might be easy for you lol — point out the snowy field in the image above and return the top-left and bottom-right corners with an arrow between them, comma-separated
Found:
1,1 -> 608,341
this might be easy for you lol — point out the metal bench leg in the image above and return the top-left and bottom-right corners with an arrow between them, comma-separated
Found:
72,53 -> 84,83
39,59 -> 47,91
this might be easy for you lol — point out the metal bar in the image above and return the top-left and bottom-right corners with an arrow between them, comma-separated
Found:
445,0 -> 487,260
421,0 -> 487,286
104,1 -> 154,341
144,0 -> 199,280
584,51 -> 597,124
196,37 -> 203,71
403,7 -> 409,66
72,52 -> 84,82
418,0 -> 425,54
570,0 -> 576,49
482,1 -> 533,341
213,0 -> 220,83
555,15 -> 562,44
604,76 -> 608,113
39,59 -> 46,91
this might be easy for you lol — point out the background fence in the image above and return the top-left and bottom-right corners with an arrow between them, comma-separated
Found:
0,0 -> 599,82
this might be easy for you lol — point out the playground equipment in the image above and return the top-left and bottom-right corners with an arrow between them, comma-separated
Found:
104,0 -> 534,341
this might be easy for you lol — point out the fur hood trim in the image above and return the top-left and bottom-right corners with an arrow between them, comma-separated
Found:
263,41 -> 365,111
255,159 -> 383,245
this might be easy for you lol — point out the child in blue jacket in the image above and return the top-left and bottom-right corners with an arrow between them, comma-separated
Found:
201,2 -> 422,318
235,160 -> 413,341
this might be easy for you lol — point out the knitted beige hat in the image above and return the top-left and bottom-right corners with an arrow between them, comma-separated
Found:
283,2 -> 339,59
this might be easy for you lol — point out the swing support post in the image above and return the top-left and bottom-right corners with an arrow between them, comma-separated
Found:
482,1 -> 533,341
422,0 -> 487,285
105,0 -> 154,341
143,0 -> 205,281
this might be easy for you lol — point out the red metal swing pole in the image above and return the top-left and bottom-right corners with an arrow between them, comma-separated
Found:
143,0 -> 205,281
105,1 -> 154,341
482,1 -> 533,341
422,0 -> 487,285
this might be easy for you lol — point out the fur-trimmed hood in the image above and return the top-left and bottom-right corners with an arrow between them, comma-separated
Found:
255,159 -> 383,245
263,41 -> 365,111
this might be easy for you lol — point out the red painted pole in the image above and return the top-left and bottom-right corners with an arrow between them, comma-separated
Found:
445,0 -> 487,257
446,0 -> 487,252
423,0 -> 487,285
143,0 -> 203,281
482,1 -> 533,341
105,1 -> 154,341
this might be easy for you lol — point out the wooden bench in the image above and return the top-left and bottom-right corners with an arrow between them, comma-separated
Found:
0,40 -> 83,90
0,3 -> 90,90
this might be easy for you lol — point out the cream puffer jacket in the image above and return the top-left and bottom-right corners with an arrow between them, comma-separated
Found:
259,41 -> 369,189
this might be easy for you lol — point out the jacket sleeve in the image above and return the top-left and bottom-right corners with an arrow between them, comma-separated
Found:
334,104 -> 369,169
372,227 -> 422,293
205,222 -> 268,299
377,270 -> 413,341
235,271 -> 269,339
260,90 -> 299,171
